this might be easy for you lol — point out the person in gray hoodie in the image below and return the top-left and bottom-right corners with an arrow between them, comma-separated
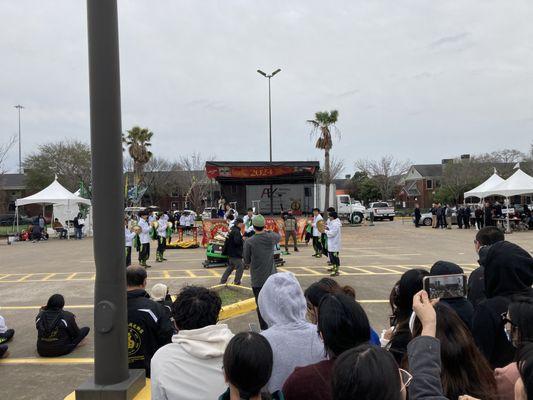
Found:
258,272 -> 325,392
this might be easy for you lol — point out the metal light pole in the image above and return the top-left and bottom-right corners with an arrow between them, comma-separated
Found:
14,105 -> 23,173
76,0 -> 145,398
257,68 -> 281,215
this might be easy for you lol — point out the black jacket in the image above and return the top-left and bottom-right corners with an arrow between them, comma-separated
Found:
36,308 -> 80,356
414,208 -> 421,218
127,289 -> 174,377
472,241 -> 533,368
225,225 -> 244,258
467,246 -> 490,307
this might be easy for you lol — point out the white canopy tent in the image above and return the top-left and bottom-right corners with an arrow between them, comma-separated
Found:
482,169 -> 533,232
15,178 -> 92,239
463,172 -> 505,200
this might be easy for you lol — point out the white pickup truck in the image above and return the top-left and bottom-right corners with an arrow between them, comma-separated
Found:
366,202 -> 396,221
336,195 -> 366,224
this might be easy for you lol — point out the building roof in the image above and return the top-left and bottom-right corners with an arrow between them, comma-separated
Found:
412,164 -> 443,177
0,173 -> 26,190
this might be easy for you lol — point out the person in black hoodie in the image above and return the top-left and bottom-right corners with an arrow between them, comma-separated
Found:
471,241 -> 533,368
429,261 -> 474,329
35,294 -> 90,357
467,227 -> 505,307
220,218 -> 245,285
126,266 -> 173,377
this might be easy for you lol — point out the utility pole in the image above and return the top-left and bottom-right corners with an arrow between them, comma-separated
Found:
76,0 -> 145,398
257,68 -> 281,215
14,105 -> 23,173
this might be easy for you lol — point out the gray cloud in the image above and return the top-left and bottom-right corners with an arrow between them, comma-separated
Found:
1,1 -> 532,172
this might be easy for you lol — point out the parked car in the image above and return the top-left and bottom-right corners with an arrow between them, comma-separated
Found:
0,214 -> 33,227
366,202 -> 396,221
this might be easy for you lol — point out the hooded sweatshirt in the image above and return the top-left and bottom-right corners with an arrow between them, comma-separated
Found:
429,261 -> 474,329
259,272 -> 326,392
151,324 -> 234,400
472,241 -> 533,368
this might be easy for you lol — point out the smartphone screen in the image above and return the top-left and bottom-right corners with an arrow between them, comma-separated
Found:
423,274 -> 467,300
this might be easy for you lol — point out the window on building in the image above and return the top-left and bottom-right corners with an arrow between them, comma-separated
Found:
426,179 -> 433,190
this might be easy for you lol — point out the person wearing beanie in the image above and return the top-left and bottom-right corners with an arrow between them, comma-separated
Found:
150,283 -> 173,317
243,214 -> 281,330
472,241 -> 533,368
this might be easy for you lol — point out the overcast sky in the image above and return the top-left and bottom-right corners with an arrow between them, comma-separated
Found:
1,0 -> 532,173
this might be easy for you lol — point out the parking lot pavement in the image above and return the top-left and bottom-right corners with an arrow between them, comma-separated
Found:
1,221 -> 531,399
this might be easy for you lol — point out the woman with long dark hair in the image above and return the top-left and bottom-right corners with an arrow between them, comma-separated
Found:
387,269 -> 429,365
35,294 -> 90,357
304,278 -> 379,345
412,302 -> 497,400
219,331 -> 283,400
283,293 -> 370,400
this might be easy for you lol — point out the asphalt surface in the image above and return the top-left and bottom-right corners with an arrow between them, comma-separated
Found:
1,220 -> 532,399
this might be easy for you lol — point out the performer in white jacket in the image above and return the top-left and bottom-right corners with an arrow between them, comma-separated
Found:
325,211 -> 342,276
137,211 -> 151,268
156,214 -> 168,263
124,218 -> 136,267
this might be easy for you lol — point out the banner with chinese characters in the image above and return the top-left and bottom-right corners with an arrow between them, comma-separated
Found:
206,165 -> 317,180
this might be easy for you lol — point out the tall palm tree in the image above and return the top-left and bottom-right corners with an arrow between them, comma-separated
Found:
308,110 -> 339,211
122,126 -> 153,187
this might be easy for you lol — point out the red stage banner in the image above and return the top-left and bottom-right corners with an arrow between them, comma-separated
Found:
201,217 -> 311,246
206,165 -> 316,180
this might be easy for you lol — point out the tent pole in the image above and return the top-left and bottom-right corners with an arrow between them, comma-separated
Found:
506,197 -> 511,233
67,200 -> 70,240
16,206 -> 19,234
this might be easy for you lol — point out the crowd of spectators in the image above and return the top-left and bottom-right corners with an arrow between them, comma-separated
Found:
1,226 -> 532,400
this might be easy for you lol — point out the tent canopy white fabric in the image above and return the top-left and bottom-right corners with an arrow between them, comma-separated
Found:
464,172 -> 505,199
15,178 -> 91,207
485,169 -> 533,197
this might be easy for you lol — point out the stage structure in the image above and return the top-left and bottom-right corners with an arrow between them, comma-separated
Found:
205,161 -> 320,215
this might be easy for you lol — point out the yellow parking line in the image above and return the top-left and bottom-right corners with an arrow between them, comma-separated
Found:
16,274 -> 33,282
277,267 -> 289,272
350,267 -> 376,274
0,274 -> 9,280
372,266 -> 403,274
0,357 -> 94,365
300,267 -> 323,275
208,269 -> 221,277
66,273 -> 78,280
163,270 -> 171,279
42,273 -> 56,281
186,270 -> 196,278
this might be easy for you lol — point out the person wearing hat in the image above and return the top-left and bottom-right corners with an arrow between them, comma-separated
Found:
150,283 -> 173,318
138,211 -> 152,268
220,217 -> 245,286
125,217 -> 136,267
283,211 -> 299,254
243,214 -> 281,330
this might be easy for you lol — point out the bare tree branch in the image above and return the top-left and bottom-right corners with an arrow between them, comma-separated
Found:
355,155 -> 411,200
0,135 -> 16,174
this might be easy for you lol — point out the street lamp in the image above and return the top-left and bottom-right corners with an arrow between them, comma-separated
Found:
14,105 -> 24,173
257,68 -> 281,215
